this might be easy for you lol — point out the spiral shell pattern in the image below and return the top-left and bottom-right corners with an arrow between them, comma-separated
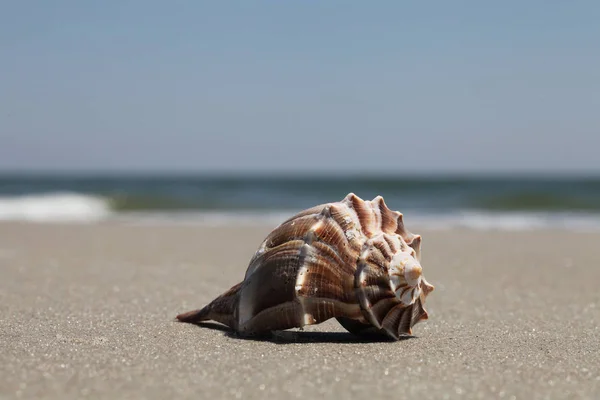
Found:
176,193 -> 434,340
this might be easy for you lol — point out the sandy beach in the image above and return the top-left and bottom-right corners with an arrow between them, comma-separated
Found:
1,221 -> 599,399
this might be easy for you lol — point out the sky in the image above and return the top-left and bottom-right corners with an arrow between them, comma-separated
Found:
1,1 -> 599,175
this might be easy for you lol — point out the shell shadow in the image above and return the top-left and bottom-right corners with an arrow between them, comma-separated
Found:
187,321 -> 415,344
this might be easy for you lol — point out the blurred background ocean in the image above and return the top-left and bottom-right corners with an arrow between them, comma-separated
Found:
2,2 -> 599,230
2,174 -> 600,231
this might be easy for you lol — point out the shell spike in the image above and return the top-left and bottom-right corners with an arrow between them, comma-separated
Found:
396,213 -> 405,231
342,192 -> 363,206
319,205 -> 332,218
421,278 -> 435,297
371,195 -> 385,204
408,234 -> 422,260
343,192 -> 357,200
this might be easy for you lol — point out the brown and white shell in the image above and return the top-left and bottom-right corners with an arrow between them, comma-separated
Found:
176,193 -> 434,340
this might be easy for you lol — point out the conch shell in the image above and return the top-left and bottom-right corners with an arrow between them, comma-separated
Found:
176,193 -> 434,340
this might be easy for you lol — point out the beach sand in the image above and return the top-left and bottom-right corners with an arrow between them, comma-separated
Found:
1,222 -> 599,399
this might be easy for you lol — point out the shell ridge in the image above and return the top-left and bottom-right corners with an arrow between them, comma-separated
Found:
298,297 -> 362,323
412,296 -> 427,322
329,203 -> 356,233
354,261 -> 382,329
346,193 -> 376,238
244,213 -> 321,279
354,237 -> 399,331
277,204 -> 329,227
318,209 -> 362,269
294,205 -> 345,327
238,300 -> 304,333
364,247 -> 389,271
370,297 -> 401,330
368,197 -> 383,236
310,241 -> 347,276
245,240 -> 305,279
329,203 -> 362,251
294,216 -> 321,326
295,207 -> 360,309
265,211 -> 339,250
369,234 -> 394,262
398,302 -> 415,335
383,234 -> 399,254
297,251 -> 346,299
381,304 -> 404,339
375,195 -> 400,233
407,234 -> 422,261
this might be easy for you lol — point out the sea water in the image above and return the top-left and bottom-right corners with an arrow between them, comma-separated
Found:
1,174 -> 599,231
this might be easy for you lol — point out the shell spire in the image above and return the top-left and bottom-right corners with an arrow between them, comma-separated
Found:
176,193 -> 434,340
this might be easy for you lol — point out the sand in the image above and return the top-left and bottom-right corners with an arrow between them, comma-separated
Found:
1,221 -> 599,399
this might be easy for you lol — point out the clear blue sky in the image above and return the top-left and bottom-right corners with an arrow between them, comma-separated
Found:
1,1 -> 599,174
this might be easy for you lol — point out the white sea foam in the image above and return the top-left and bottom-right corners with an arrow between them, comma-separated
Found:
0,192 -> 112,222
114,210 -> 293,227
407,210 -> 600,233
2,193 -> 600,232
115,209 -> 600,233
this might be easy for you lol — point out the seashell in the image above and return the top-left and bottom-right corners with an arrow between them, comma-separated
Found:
176,193 -> 434,340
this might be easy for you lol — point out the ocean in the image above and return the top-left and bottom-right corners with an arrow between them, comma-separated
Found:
1,174 -> 600,231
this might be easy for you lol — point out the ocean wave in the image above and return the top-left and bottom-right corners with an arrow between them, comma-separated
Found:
113,210 -> 294,227
90,191 -> 600,213
408,211 -> 600,232
472,192 -> 600,211
114,210 -> 600,233
2,192 -> 600,232
0,192 -> 112,222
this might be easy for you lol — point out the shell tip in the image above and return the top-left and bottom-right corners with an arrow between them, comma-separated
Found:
372,195 -> 385,204
409,234 -> 422,245
343,192 -> 359,202
176,309 -> 207,323
396,213 -> 405,227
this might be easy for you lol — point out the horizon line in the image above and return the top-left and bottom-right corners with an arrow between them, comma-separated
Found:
1,169 -> 600,179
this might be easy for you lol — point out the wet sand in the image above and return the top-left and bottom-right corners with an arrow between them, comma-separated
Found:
1,222 -> 599,399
